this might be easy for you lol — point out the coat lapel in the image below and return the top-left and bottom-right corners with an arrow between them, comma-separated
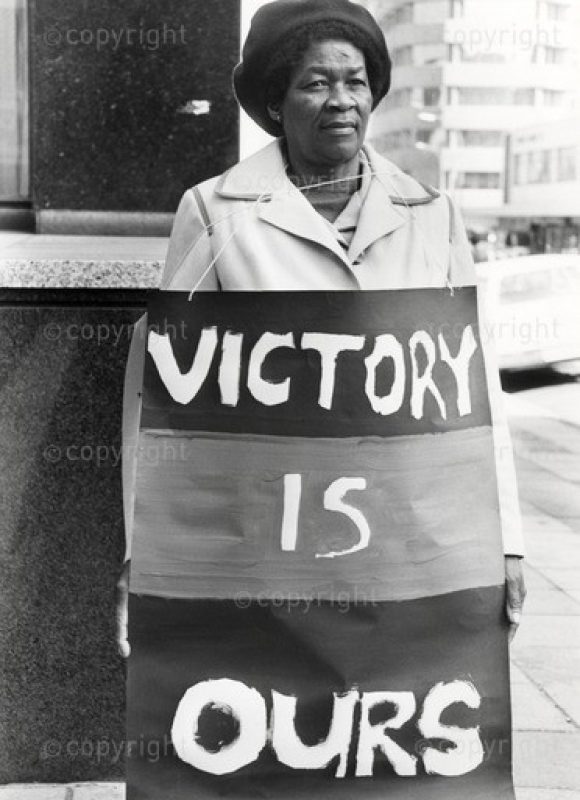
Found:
348,146 -> 408,263
257,184 -> 354,268
216,139 -> 354,268
214,139 -> 417,268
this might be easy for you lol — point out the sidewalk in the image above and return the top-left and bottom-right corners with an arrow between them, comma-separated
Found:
506,388 -> 580,800
1,234 -> 579,800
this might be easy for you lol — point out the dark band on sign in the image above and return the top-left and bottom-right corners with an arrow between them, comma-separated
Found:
141,289 -> 491,437
127,587 -> 513,799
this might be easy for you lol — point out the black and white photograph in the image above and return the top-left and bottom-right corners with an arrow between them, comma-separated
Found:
1,1 -> 579,798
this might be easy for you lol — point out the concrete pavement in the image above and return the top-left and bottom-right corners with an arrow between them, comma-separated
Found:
507,377 -> 580,800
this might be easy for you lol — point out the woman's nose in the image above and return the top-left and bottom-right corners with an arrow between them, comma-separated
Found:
327,83 -> 354,110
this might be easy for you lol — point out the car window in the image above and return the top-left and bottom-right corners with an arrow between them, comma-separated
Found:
500,263 -> 580,303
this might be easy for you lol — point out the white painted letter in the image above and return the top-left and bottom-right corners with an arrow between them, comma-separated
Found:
301,333 -> 365,410
417,680 -> 484,776
364,334 -> 406,416
148,327 -> 218,405
171,678 -> 267,775
281,474 -> 302,552
271,690 -> 358,778
356,691 -> 417,777
438,325 -> 477,417
409,331 -> 447,420
218,331 -> 244,407
317,478 -> 371,559
248,332 -> 295,406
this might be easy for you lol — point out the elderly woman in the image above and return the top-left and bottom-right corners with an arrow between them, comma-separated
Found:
121,0 -> 524,661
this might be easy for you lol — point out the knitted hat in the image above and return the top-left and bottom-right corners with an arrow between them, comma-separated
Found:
233,0 -> 391,136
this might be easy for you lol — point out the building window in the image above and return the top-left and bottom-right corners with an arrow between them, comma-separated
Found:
385,88 -> 413,108
376,130 -> 413,151
527,150 -> 552,183
415,129 -> 433,144
415,43 -> 446,66
385,2 -> 414,26
544,46 -> 564,64
414,0 -> 448,24
557,147 -> 577,181
449,0 -> 464,18
398,2 -> 414,24
514,154 -> 526,185
514,88 -> 535,105
457,47 -> 506,63
455,172 -> 501,189
449,43 -> 461,63
545,2 -> 568,21
393,45 -> 413,66
0,0 -> 29,201
423,87 -> 441,106
454,88 -> 535,105
543,89 -> 565,106
458,130 -> 504,147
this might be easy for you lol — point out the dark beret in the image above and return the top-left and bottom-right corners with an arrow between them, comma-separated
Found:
233,0 -> 391,136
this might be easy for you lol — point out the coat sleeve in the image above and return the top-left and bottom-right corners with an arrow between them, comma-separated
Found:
121,186 -> 220,563
447,194 -> 526,558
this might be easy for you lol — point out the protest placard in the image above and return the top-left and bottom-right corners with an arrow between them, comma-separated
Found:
127,289 -> 513,800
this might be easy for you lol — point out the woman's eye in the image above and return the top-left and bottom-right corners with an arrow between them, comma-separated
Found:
305,80 -> 327,89
350,78 -> 368,86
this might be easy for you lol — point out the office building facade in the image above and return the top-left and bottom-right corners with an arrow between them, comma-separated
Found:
366,0 -> 580,224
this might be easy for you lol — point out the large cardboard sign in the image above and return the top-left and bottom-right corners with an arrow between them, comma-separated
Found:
127,289 -> 514,800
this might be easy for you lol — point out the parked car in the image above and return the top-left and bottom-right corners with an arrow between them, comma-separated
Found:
476,254 -> 580,371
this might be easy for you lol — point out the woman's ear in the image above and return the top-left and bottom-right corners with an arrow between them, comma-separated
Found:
267,104 -> 283,124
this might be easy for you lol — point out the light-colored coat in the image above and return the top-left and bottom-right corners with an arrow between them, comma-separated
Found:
163,139 -> 472,292
123,140 -> 524,558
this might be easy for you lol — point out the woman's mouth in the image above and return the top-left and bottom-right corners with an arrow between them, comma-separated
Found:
321,121 -> 357,135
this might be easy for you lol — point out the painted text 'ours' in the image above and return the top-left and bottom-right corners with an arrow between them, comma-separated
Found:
171,678 -> 485,778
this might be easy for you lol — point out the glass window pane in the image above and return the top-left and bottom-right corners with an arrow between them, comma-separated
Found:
459,130 -> 504,146
0,0 -> 29,200
456,172 -> 501,189
423,87 -> 441,106
557,147 -> 578,181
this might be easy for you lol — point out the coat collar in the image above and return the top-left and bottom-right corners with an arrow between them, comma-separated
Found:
214,139 -> 439,266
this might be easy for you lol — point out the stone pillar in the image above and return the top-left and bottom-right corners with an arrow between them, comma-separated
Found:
28,0 -> 240,234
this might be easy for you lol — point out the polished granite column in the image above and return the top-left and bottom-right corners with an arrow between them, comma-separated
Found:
28,0 -> 240,232
0,257 -> 162,782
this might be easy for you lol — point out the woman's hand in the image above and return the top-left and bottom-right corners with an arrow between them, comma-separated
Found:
116,560 -> 131,658
505,556 -> 526,642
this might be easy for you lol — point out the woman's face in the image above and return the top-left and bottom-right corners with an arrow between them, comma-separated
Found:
280,39 -> 373,172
